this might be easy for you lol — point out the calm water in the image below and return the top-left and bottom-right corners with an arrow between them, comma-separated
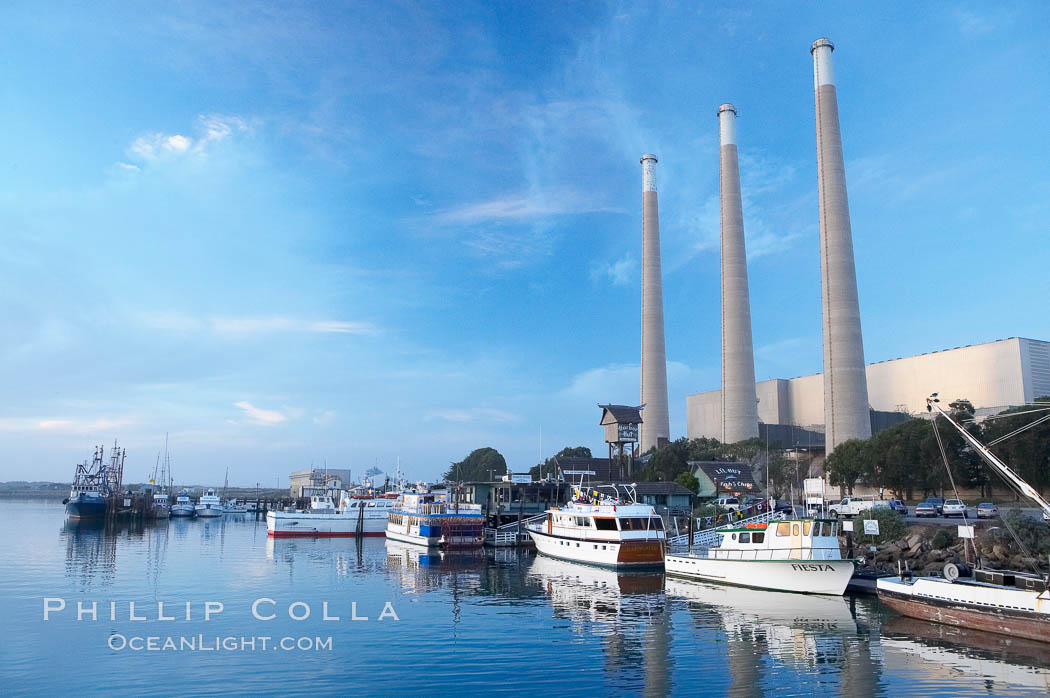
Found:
2,499 -> 1047,697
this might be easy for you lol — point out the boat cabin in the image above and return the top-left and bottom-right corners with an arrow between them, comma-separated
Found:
705,519 -> 843,561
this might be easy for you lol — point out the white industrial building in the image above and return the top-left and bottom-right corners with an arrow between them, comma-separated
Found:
687,337 -> 1050,442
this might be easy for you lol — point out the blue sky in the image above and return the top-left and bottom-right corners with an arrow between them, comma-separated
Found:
2,2 -> 1048,486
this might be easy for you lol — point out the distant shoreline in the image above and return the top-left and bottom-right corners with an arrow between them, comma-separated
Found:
0,483 -> 290,500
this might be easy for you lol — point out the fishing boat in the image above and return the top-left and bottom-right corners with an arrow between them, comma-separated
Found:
876,394 -> 1050,644
194,488 -> 224,517
267,493 -> 393,537
385,492 -> 483,548
665,517 -> 855,594
170,491 -> 195,517
65,478 -> 107,519
526,484 -> 667,568
150,436 -> 173,519
152,492 -> 170,519
63,448 -> 112,519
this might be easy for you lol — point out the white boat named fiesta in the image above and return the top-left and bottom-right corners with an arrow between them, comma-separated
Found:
527,485 -> 667,568
267,493 -> 395,538
666,518 -> 855,595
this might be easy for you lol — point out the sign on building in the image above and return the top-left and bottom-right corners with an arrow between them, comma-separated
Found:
617,423 -> 638,442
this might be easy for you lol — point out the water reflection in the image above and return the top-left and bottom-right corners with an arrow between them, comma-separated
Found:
882,616 -> 1050,693
527,556 -> 670,692
666,578 -> 880,695
60,518 -> 118,589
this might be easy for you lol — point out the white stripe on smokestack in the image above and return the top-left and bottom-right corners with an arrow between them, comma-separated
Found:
640,154 -> 670,453
717,104 -> 759,444
811,38 -> 871,453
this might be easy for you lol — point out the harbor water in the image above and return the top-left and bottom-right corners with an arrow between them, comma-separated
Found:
2,499 -> 1047,696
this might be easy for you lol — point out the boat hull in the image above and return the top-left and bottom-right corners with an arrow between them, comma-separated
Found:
267,510 -> 387,538
665,554 -> 854,595
528,528 -> 665,568
878,576 -> 1050,644
195,506 -> 223,518
65,495 -> 108,519
170,506 -> 195,517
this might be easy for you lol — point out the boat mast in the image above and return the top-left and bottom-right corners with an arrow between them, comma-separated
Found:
927,395 -> 1050,518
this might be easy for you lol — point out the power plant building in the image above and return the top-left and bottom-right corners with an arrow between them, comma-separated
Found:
686,337 -> 1050,445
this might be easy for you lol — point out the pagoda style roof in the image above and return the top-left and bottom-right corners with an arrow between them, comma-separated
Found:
598,404 -> 644,426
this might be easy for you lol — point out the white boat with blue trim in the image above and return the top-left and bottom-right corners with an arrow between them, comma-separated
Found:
385,492 -> 483,548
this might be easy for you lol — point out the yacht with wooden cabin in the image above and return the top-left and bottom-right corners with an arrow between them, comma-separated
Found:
527,484 -> 666,568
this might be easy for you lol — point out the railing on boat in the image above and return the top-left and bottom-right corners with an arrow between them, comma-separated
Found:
666,509 -> 786,551
671,546 -> 845,561
484,513 -> 546,547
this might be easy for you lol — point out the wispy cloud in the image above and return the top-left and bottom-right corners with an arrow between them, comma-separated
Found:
955,9 -> 995,37
424,408 -> 521,424
590,254 -> 637,287
144,313 -> 379,336
434,190 -> 619,225
313,410 -> 336,426
126,114 -> 251,164
234,401 -> 288,425
0,416 -> 137,434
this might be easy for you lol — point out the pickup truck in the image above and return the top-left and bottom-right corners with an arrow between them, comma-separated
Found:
828,497 -> 890,519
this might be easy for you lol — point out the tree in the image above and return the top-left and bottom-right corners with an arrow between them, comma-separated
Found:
977,397 -> 1050,495
675,471 -> 699,493
529,446 -> 593,478
824,439 -> 870,495
764,451 -> 794,499
445,447 -> 507,482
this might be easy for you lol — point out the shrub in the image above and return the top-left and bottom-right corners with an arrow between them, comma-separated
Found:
854,507 -> 907,544
931,528 -> 957,550
980,510 -> 1050,556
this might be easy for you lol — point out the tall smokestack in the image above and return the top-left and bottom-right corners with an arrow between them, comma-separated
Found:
640,154 -> 670,453
717,104 -> 759,444
811,38 -> 871,452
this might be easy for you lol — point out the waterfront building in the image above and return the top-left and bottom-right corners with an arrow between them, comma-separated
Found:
288,467 -> 352,498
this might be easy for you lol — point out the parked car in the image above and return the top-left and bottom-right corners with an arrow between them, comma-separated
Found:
924,497 -> 945,515
716,496 -> 740,512
829,497 -> 890,519
914,501 -> 939,518
976,502 -> 998,519
887,499 -> 908,515
942,499 -> 968,517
